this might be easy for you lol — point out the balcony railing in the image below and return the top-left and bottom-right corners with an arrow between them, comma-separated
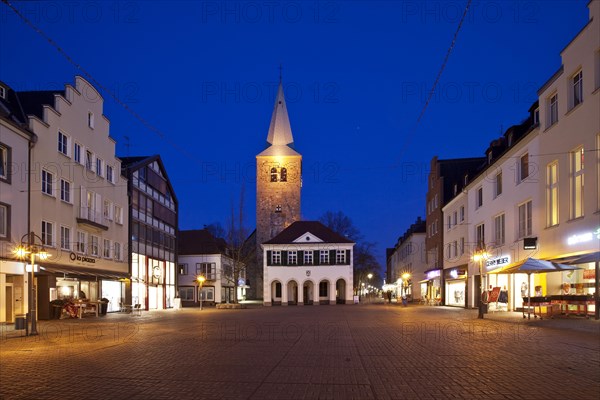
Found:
77,207 -> 109,230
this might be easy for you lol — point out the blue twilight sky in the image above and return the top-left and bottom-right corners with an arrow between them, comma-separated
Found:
0,0 -> 590,269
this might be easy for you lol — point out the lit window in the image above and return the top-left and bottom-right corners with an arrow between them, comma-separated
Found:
280,167 -> 287,182
570,147 -> 584,219
475,223 -> 485,249
547,162 -> 559,226
270,167 -> 278,182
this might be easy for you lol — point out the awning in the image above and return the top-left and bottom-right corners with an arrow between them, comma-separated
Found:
488,258 -> 581,275
548,251 -> 600,265
40,265 -> 129,279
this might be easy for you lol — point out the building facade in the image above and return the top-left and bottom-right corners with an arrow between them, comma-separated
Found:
17,76 -> 129,317
252,82 -> 302,300
262,221 -> 354,306
178,229 -> 243,306
0,81 -> 36,323
121,155 -> 178,310
387,217 -> 427,302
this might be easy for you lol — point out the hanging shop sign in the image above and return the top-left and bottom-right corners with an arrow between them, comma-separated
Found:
69,252 -> 96,264
486,256 -> 510,270
426,270 -> 441,279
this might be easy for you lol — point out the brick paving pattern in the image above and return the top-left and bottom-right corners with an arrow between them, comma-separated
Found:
1,305 -> 599,399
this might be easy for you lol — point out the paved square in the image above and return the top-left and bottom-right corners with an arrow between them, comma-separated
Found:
1,305 -> 599,399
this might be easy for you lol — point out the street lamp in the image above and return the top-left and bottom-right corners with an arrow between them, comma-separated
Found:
473,248 -> 489,319
14,232 -> 49,336
196,275 -> 206,310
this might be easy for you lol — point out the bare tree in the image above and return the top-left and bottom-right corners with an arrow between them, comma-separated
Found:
220,187 -> 254,303
319,211 -> 382,293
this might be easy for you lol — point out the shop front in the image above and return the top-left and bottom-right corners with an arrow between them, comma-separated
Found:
423,268 -> 442,305
444,267 -> 467,307
131,253 -> 176,310
0,260 -> 26,324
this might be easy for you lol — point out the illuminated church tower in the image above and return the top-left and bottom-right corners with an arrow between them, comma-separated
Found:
254,81 -> 302,299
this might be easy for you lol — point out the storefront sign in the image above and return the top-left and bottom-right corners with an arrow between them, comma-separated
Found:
567,228 -> 600,245
486,256 -> 510,269
69,252 -> 96,264
426,270 -> 440,279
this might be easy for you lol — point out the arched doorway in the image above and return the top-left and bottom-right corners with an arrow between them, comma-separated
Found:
318,280 -> 330,305
271,280 -> 282,305
303,281 -> 314,305
287,280 -> 298,305
336,279 -> 347,304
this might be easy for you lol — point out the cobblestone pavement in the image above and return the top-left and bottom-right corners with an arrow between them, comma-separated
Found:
1,304 -> 599,400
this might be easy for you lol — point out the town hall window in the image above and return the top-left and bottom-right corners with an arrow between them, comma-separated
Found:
288,251 -> 297,265
319,282 -> 328,297
304,251 -> 313,264
320,250 -> 329,264
336,250 -> 345,264
280,167 -> 287,182
270,167 -> 278,182
272,250 -> 281,264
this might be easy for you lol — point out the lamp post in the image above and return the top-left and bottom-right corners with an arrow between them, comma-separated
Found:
473,249 -> 489,319
14,232 -> 49,336
196,275 -> 206,310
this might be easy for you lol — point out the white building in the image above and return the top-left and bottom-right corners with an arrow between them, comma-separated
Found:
0,81 -> 36,323
387,217 -> 427,302
535,0 -> 599,303
18,76 -> 129,316
441,189 -> 470,307
178,229 -> 243,305
262,221 -> 354,306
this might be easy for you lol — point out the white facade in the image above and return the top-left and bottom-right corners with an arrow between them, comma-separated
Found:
262,230 -> 354,306
388,229 -> 427,302
178,253 -> 240,304
23,76 -> 128,314
0,82 -> 34,323
442,191 -> 470,307
536,0 -> 599,294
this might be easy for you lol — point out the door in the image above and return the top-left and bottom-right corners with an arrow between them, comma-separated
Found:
303,286 -> 309,305
5,285 -> 13,322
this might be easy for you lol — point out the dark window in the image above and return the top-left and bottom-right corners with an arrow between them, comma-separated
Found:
280,167 -> 287,182
270,167 -> 278,182
319,282 -> 328,297
275,282 -> 282,297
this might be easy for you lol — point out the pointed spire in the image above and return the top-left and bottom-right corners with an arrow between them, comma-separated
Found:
266,82 -> 294,146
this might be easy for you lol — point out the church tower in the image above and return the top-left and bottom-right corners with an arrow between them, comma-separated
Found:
254,82 -> 302,299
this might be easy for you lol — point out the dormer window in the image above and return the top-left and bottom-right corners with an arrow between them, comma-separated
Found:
0,86 -> 5,99
533,107 -> 540,125
507,132 -> 513,146
280,167 -> 287,182
464,175 -> 468,186
270,167 -> 278,182
453,184 -> 458,196
487,152 -> 492,164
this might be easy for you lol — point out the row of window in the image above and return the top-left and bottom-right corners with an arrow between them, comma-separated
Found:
445,206 -> 466,232
269,249 -> 348,265
473,199 -> 532,249
132,221 -> 176,251
545,69 -> 584,129
427,194 -> 439,215
40,221 -> 123,260
58,131 -> 116,183
178,263 -> 217,280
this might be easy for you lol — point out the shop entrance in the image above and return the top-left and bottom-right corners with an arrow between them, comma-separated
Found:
5,284 -> 13,322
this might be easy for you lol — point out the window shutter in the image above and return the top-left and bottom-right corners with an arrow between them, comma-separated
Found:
314,250 -> 319,265
346,250 -> 351,265
282,251 -> 288,266
330,250 -> 336,265
298,251 -> 304,266
266,251 -> 272,266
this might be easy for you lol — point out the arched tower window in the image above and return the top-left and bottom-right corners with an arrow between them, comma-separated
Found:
280,167 -> 287,182
270,167 -> 278,182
